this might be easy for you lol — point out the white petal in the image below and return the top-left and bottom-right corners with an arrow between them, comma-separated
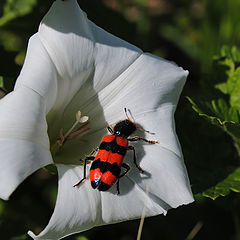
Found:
0,29 -> 58,200
37,0 -> 143,142
28,164 -> 100,239
98,53 -> 188,156
28,164 -> 168,239
0,86 -> 53,200
124,144 -> 194,208
38,0 -> 141,110
0,139 -> 52,200
39,0 -> 94,80
15,34 -> 58,113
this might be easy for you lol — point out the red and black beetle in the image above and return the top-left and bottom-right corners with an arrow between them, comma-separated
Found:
74,108 -> 158,194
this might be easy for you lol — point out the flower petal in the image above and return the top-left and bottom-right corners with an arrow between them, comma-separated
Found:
0,86 -> 52,200
125,144 -> 193,207
37,0 -> 143,145
28,164 -> 168,239
15,34 -> 58,112
0,32 -> 57,200
97,53 -> 188,157
38,0 -> 142,110
28,164 -> 100,240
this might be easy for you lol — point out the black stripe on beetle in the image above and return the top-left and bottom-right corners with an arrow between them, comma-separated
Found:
93,181 -> 111,191
91,179 -> 111,190
91,158 -> 121,176
99,138 -> 127,155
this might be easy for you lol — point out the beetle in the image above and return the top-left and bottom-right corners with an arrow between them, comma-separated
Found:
74,108 -> 158,194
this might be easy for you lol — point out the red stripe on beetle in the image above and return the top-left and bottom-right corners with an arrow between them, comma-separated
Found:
95,149 -> 110,162
107,153 -> 124,166
90,168 -> 102,182
101,171 -> 118,186
116,137 -> 128,147
102,135 -> 115,142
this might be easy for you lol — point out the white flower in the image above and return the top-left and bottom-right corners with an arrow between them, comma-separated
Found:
0,0 -> 194,239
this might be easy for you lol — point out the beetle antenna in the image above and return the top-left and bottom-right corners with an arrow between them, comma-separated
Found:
127,108 -> 136,122
124,108 -> 133,122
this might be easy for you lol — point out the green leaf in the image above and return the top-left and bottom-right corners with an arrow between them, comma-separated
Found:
215,82 -> 228,95
202,167 -> 240,200
216,45 -> 240,62
134,0 -> 147,7
0,200 -> 5,216
0,0 -> 37,27
0,76 -> 4,89
43,164 -> 57,175
0,76 -> 7,96
187,97 -> 240,139
136,15 -> 151,34
214,46 -> 240,109
75,236 -> 88,240
10,235 -> 27,240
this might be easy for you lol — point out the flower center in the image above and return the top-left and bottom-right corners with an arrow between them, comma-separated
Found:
50,110 -> 90,157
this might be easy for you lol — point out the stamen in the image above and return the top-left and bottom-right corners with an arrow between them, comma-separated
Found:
51,110 -> 89,155
63,111 -> 89,139
65,122 -> 90,141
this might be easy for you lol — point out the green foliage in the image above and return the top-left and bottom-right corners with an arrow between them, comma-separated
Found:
0,76 -> 7,93
187,97 -> 240,140
75,236 -> 88,240
0,0 -> 37,27
43,164 -> 57,175
215,46 -> 240,109
160,24 -> 199,60
0,200 -> 5,216
0,76 -> 4,89
202,167 -> 240,200
0,31 -> 22,51
188,46 -> 240,200
159,0 -> 240,71
10,235 -> 27,240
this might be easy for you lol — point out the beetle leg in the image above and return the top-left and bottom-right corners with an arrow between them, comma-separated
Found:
119,163 -> 130,178
128,136 -> 158,144
116,163 -> 130,194
116,180 -> 120,195
73,157 -> 89,187
73,149 -> 97,187
127,145 -> 144,173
